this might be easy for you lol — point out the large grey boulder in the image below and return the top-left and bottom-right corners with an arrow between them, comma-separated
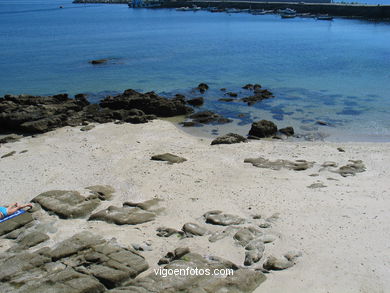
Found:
32,190 -> 101,219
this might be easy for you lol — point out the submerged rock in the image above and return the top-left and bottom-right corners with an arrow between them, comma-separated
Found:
186,111 -> 232,125
248,120 -> 278,138
211,133 -> 248,145
226,92 -> 238,97
196,83 -> 209,93
186,97 -> 204,106
218,98 -> 235,102
278,126 -> 295,136
242,84 -> 254,90
151,153 -> 187,164
89,59 -> 108,65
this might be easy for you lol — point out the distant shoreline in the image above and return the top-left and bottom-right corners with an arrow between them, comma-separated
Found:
72,0 -> 390,19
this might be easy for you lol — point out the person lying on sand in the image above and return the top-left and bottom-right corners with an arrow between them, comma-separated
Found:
0,203 -> 32,219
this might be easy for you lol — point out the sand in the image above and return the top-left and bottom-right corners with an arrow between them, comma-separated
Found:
0,120 -> 389,293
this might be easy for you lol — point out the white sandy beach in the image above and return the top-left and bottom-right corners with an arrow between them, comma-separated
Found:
0,120 -> 389,293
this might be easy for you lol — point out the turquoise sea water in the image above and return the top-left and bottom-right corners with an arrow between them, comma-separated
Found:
1,0 -> 390,141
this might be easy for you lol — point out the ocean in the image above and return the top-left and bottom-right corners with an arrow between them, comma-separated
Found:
1,0 -> 390,141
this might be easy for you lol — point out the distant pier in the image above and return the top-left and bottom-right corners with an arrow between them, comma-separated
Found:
73,0 -> 390,19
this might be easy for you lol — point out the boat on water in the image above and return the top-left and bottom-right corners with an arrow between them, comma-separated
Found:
277,8 -> 296,15
226,8 -> 241,13
176,7 -> 190,11
281,13 -> 296,18
297,13 -> 314,18
210,8 -> 225,13
191,6 -> 201,11
317,15 -> 334,20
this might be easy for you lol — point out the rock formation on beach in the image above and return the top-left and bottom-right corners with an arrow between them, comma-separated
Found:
0,184 -> 301,293
0,89 -> 192,134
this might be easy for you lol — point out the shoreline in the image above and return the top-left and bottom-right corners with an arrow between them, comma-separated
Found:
72,0 -> 390,20
1,88 -> 389,144
1,120 -> 389,292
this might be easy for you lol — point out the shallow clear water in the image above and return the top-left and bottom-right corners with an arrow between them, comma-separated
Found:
1,0 -> 390,141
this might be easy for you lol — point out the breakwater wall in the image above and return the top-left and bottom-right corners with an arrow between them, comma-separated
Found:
73,0 -> 390,19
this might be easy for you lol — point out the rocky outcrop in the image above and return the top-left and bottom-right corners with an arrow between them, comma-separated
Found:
0,89 -> 193,135
248,120 -> 278,138
100,89 -> 193,117
244,157 -> 314,171
32,190 -> 103,219
151,153 -> 187,164
118,249 -> 266,293
0,94 -> 88,133
211,133 -> 247,145
0,232 -> 149,292
89,206 -> 156,225
0,211 -> 34,236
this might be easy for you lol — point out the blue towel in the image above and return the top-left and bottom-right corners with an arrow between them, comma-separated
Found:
0,206 -> 7,217
0,210 -> 25,223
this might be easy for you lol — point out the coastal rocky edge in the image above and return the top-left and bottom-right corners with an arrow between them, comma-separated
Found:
0,185 -> 302,293
0,83 -> 283,142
